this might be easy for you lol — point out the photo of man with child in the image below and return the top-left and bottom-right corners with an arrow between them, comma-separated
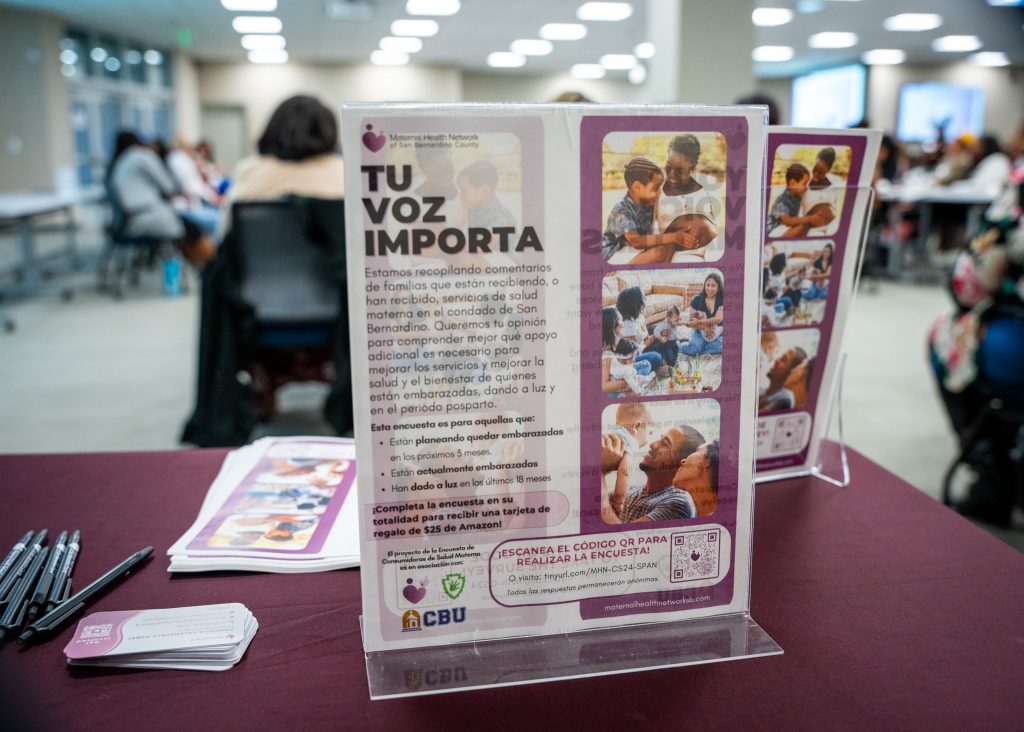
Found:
762,240 -> 835,328
601,132 -> 726,264
765,145 -> 851,238
601,270 -> 725,397
599,401 -> 721,524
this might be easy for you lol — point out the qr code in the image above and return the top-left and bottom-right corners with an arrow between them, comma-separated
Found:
669,529 -> 721,583
81,623 -> 113,638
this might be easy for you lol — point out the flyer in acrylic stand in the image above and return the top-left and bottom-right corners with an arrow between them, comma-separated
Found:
342,103 -> 780,696
755,128 -> 881,481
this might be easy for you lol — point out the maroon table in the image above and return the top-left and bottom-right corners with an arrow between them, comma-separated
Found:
1,447 -> 1022,730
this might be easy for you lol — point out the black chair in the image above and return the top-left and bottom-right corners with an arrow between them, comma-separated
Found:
98,181 -> 177,298
232,199 -> 342,418
181,197 -> 352,446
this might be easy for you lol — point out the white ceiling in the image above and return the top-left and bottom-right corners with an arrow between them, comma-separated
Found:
2,0 -> 1021,77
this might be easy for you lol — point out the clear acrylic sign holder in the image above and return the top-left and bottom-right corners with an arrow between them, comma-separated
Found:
363,611 -> 781,698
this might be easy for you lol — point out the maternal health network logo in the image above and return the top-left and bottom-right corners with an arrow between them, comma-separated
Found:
362,123 -> 386,152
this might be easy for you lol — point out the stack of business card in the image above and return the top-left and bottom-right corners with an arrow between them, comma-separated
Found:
167,437 -> 360,573
63,604 -> 257,672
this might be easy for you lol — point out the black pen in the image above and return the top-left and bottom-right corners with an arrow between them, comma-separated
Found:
18,546 -> 153,645
26,531 -> 66,622
0,531 -> 34,585
0,529 -> 47,604
45,530 -> 79,615
0,547 -> 48,636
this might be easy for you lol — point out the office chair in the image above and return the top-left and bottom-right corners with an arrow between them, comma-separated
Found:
98,181 -> 181,299
230,198 -> 344,422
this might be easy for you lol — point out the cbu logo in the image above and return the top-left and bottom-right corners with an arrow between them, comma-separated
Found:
423,608 -> 466,627
402,610 -> 421,631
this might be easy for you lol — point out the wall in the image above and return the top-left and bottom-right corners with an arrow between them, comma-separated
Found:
0,7 -> 73,193
197,62 -> 463,152
173,52 -> 202,143
869,63 -> 1023,141
461,72 -> 644,104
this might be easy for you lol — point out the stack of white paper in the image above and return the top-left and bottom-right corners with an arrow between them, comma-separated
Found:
167,437 -> 360,573
64,604 -> 257,672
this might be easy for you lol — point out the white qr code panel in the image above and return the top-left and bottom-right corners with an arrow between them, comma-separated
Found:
670,529 -> 721,583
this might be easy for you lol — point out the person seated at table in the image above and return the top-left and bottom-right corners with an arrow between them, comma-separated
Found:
759,347 -> 808,413
217,95 -> 344,241
934,133 -> 976,186
966,135 -> 1012,192
166,137 -> 224,237
672,439 -> 720,517
601,425 -> 705,524
107,130 -> 216,265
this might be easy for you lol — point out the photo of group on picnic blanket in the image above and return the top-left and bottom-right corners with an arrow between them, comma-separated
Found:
762,240 -> 835,328
601,131 -> 727,264
601,269 -> 725,397
765,145 -> 851,239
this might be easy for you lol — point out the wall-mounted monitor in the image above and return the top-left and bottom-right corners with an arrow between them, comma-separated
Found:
896,83 -> 985,142
791,64 -> 866,129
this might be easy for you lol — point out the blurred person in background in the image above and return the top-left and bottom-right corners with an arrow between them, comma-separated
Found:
167,138 -> 223,236
106,130 -> 215,265
217,95 -> 344,240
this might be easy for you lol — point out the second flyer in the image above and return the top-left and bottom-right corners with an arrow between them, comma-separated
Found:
343,104 -> 766,652
756,128 -> 881,479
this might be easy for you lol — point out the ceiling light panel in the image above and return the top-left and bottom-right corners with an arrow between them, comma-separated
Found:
406,0 -> 460,14
634,42 -> 655,58
390,19 -> 439,36
882,13 -> 942,31
970,51 -> 1009,65
752,8 -> 794,26
539,23 -> 587,41
510,39 -> 553,56
752,45 -> 794,62
232,16 -> 283,33
577,2 -> 633,21
221,0 -> 277,10
932,35 -> 982,52
248,49 -> 288,63
379,36 -> 423,53
241,34 -> 286,50
487,52 -> 526,68
808,32 -> 858,48
370,50 -> 410,65
861,48 -> 905,65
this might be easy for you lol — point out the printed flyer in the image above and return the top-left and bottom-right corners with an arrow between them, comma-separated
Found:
755,128 -> 881,479
343,104 -> 765,651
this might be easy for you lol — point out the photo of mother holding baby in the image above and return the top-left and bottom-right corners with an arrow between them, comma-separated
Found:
602,134 -> 721,264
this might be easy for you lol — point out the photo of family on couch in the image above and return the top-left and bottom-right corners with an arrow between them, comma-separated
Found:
601,131 -> 726,265
601,270 -> 724,397
758,329 -> 820,415
765,144 -> 851,239
762,240 -> 835,328
599,400 -> 721,524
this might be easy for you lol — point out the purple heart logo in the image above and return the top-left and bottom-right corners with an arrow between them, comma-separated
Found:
362,124 -> 386,152
403,578 -> 427,604
691,551 -> 701,561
